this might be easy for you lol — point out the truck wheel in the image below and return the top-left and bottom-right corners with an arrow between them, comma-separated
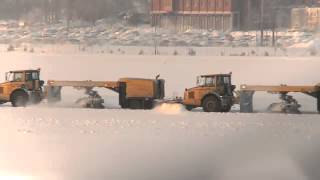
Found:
11,91 -> 29,107
202,96 -> 221,112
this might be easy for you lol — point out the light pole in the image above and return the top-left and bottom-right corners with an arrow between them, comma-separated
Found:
260,0 -> 264,46
154,15 -> 158,55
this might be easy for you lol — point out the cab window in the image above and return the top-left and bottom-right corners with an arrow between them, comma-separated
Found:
217,76 -> 224,85
26,72 -> 39,81
13,72 -> 23,82
217,76 -> 231,85
223,77 -> 231,84
196,76 -> 205,86
205,78 -> 213,85
205,77 -> 215,86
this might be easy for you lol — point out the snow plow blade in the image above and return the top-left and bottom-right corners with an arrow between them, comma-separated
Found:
317,92 -> 320,113
239,91 -> 254,113
239,84 -> 320,113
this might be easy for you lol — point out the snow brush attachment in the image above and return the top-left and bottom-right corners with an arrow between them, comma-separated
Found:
76,88 -> 105,109
268,93 -> 301,114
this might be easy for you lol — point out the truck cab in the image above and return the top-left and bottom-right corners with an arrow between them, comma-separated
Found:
183,73 -> 236,112
0,69 -> 44,106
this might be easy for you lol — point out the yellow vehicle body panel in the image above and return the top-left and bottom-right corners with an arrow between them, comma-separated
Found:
119,78 -> 156,98
183,86 -> 218,106
240,84 -> 319,93
0,82 -> 25,101
47,80 -> 119,90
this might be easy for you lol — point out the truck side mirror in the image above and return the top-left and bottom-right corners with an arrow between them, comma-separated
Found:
40,80 -> 45,86
231,85 -> 236,91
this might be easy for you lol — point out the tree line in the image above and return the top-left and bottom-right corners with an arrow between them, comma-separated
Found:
0,0 -> 149,24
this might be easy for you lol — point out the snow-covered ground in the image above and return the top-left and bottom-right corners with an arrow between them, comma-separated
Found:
1,107 -> 320,180
1,19 -> 320,57
0,52 -> 319,180
0,43 -> 318,57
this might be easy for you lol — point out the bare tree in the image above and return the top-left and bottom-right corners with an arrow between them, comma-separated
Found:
0,0 -> 151,24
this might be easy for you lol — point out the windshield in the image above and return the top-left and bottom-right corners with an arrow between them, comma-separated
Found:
6,72 -> 23,82
197,76 -> 215,86
196,76 -> 205,86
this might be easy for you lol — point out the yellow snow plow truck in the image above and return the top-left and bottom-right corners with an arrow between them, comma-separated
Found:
183,73 -> 236,112
0,69 -> 165,109
0,69 -> 44,106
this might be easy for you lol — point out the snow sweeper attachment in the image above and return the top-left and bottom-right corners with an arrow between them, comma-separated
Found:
45,78 -> 165,109
240,84 -> 320,114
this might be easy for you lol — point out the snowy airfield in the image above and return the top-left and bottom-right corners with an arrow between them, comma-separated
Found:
0,52 -> 320,180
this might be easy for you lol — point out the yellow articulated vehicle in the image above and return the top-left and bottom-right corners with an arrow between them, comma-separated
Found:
183,73 -> 236,112
0,69 -> 44,107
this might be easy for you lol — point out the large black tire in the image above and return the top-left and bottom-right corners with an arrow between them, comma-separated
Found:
11,91 -> 29,107
202,96 -> 221,112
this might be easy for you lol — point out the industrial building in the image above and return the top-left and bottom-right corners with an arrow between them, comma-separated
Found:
292,7 -> 320,30
151,0 -> 240,31
150,0 -> 319,31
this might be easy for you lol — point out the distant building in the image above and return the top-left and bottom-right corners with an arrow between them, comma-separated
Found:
292,7 -> 320,30
150,0 -> 318,31
151,0 -> 241,31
